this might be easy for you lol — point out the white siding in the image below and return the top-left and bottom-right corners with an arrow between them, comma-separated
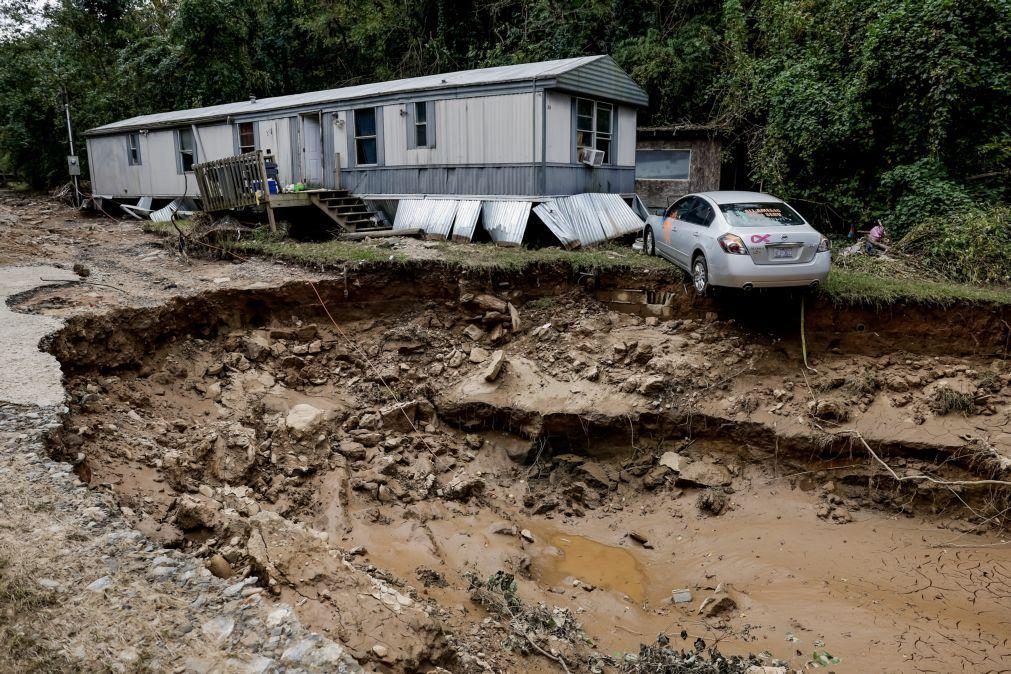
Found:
545,92 -> 571,164
194,124 -> 233,162
334,111 -> 349,173
616,106 -> 637,167
381,92 -> 536,167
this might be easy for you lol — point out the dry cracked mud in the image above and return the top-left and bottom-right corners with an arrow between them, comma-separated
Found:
4,194 -> 1011,673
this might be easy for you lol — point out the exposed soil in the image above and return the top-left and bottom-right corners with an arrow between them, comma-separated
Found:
4,193 -> 1011,673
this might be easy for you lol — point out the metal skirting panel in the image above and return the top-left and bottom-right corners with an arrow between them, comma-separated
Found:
392,198 -> 459,239
453,200 -> 482,242
533,192 -> 645,248
542,166 -> 636,195
482,201 -> 532,246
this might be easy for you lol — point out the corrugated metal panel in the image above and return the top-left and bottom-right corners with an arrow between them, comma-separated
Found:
532,201 -> 580,249
452,201 -> 482,242
589,193 -> 644,238
341,165 -> 540,196
482,201 -> 532,246
534,193 -> 645,248
555,194 -> 607,247
392,199 -> 458,239
88,56 -> 612,135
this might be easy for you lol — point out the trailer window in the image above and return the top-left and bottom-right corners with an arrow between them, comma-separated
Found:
635,149 -> 690,180
177,128 -> 196,173
575,98 -> 613,163
415,102 -> 428,147
238,122 -> 255,154
354,108 -> 378,166
126,133 -> 142,166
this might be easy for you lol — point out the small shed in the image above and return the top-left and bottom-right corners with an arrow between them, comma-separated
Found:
634,126 -> 723,213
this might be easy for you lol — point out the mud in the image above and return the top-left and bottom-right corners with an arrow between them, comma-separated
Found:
39,266 -> 1011,673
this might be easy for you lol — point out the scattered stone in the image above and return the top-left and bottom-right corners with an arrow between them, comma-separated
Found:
698,593 -> 737,618
285,404 -> 326,437
507,302 -> 522,332
809,398 -> 849,422
372,644 -> 390,659
484,350 -> 506,382
520,529 -> 535,543
676,461 -> 732,488
463,324 -> 486,342
201,616 -> 235,645
658,451 -> 681,472
207,554 -> 233,579
469,347 -> 490,364
696,488 -> 728,516
628,531 -> 654,549
671,589 -> 693,604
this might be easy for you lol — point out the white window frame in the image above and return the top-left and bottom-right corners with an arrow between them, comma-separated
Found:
176,128 -> 197,174
575,98 -> 613,163
126,132 -> 142,166
635,148 -> 692,181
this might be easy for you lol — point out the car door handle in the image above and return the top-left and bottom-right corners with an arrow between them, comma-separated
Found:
692,232 -> 699,238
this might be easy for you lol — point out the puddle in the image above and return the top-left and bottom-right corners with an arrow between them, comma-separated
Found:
532,531 -> 648,603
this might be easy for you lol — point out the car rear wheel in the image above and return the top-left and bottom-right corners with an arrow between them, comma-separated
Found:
692,255 -> 710,296
643,226 -> 655,256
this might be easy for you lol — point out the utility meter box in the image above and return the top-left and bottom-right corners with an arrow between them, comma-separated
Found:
67,155 -> 81,176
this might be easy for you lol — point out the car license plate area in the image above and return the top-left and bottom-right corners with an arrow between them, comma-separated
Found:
770,246 -> 796,260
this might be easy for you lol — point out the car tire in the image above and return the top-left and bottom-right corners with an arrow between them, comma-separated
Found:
691,254 -> 710,296
643,226 -> 655,256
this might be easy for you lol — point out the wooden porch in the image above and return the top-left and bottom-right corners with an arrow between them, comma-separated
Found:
192,151 -> 386,234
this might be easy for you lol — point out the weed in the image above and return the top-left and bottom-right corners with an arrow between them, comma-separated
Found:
930,387 -> 975,416
843,371 -> 879,395
524,297 -> 556,311
0,555 -> 74,673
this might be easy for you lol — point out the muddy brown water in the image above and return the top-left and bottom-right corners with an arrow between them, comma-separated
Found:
39,273 -> 1011,673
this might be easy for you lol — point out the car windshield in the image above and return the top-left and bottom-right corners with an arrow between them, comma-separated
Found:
720,202 -> 805,227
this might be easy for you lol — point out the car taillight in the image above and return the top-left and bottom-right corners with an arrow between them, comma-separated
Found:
718,233 -> 749,255
817,236 -> 831,252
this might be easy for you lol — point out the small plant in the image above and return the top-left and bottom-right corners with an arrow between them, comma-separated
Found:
843,371 -> 879,395
930,387 -> 975,416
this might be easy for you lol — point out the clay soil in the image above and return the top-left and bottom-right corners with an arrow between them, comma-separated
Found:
5,193 -> 1011,673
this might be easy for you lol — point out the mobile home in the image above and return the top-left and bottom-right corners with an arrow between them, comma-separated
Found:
84,56 -> 650,245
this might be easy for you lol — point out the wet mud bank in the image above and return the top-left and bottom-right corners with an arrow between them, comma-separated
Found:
37,265 -> 1011,673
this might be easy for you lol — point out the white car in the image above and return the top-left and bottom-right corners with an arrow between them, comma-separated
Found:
643,191 -> 831,294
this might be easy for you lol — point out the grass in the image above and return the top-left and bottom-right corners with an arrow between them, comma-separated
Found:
0,554 -> 74,673
930,387 -> 976,416
138,215 -> 1011,307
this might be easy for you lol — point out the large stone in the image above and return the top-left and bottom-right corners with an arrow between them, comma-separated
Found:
658,451 -> 682,472
379,400 -> 419,432
469,347 -> 490,364
285,404 -> 326,437
210,423 -> 257,482
484,350 -> 506,382
676,460 -> 732,488
575,461 -> 616,490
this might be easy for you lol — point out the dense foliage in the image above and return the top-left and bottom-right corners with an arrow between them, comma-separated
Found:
0,0 -> 1008,232
898,205 -> 1011,286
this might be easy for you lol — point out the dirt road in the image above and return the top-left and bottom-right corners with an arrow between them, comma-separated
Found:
2,193 -> 1010,673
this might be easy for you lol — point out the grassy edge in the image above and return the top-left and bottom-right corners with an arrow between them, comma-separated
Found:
138,222 -> 1011,308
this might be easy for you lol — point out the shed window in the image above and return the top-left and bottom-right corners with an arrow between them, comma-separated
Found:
354,108 -> 378,165
635,149 -> 691,180
177,128 -> 196,173
126,133 -> 142,166
238,122 -> 255,154
575,98 -> 613,163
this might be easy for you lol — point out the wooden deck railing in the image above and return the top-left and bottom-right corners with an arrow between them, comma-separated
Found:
193,151 -> 270,212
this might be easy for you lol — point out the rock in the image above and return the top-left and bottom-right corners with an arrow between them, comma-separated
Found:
698,593 -> 736,618
575,461 -> 616,490
72,262 -> 90,277
243,335 -> 271,362
628,531 -> 653,549
469,347 -> 490,363
638,375 -> 666,396
285,404 -> 326,437
444,475 -> 486,501
471,294 -> 508,313
463,324 -> 485,342
676,461 -> 731,488
201,616 -> 235,646
484,350 -> 506,382
86,576 -> 113,592
507,302 -> 522,332
520,529 -> 535,543
448,350 -> 466,368
658,451 -> 681,472
671,589 -> 692,604
372,644 -> 389,659
642,465 -> 671,489
379,400 -> 420,432
337,440 -> 367,460
207,554 -> 233,579
491,522 -> 517,536
582,365 -> 600,381
269,325 -> 318,341
745,667 -> 788,674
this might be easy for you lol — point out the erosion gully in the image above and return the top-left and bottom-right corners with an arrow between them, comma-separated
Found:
36,262 -> 1011,673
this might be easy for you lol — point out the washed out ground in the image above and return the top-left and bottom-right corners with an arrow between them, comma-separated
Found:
3,193 -> 1011,673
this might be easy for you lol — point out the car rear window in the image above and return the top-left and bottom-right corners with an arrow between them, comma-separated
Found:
720,202 -> 805,226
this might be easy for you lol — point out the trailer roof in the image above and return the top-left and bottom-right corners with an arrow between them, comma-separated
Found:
86,55 -> 648,136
